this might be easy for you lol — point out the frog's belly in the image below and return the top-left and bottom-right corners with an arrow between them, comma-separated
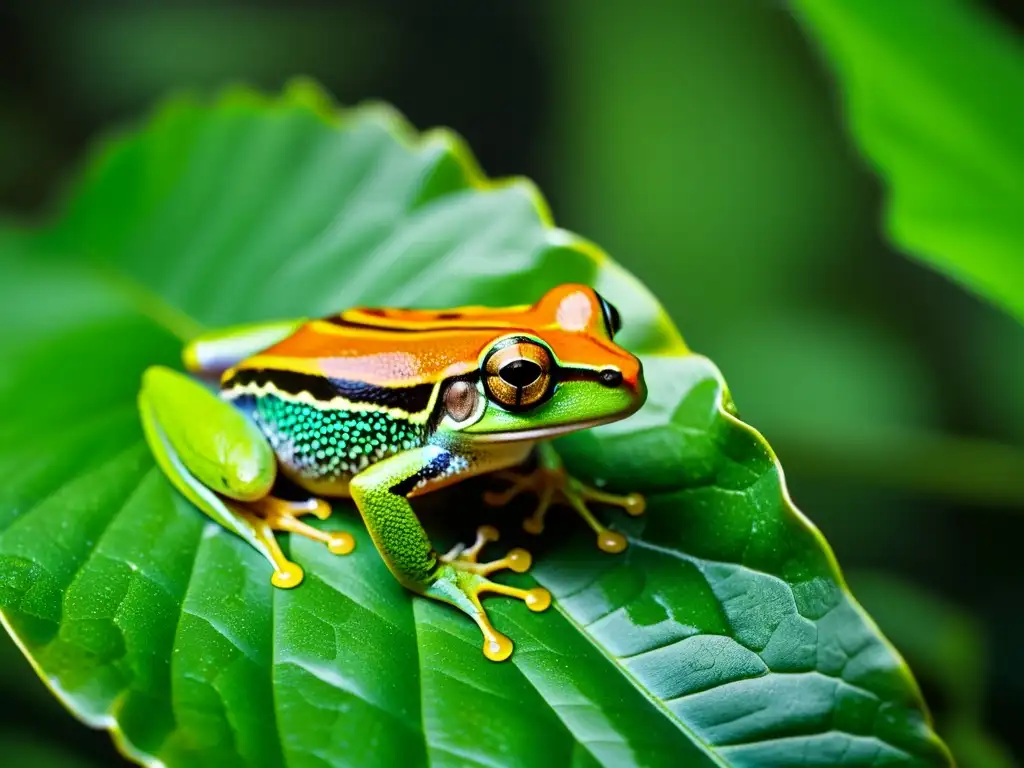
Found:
282,470 -> 355,499
239,393 -> 424,496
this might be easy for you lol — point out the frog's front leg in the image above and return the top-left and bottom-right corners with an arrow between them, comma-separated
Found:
139,366 -> 353,588
349,446 -> 551,662
484,441 -> 645,553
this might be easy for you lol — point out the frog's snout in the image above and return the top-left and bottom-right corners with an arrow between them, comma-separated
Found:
613,354 -> 646,413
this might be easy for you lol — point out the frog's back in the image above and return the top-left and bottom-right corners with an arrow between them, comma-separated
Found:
218,303 -> 530,494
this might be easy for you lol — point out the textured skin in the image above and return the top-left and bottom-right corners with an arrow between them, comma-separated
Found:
235,393 -> 423,484
348,446 -> 446,588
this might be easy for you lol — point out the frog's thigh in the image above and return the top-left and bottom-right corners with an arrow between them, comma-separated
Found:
139,365 -> 302,586
139,365 -> 277,501
183,317 -> 306,377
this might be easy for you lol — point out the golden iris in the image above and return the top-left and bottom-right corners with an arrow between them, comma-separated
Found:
483,340 -> 553,409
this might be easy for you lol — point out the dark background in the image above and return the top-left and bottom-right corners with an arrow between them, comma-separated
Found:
1,2 -> 1022,765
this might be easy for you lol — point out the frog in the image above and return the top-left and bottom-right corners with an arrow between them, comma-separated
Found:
138,283 -> 647,661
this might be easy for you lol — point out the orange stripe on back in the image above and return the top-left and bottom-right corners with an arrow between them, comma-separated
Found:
225,284 -> 640,388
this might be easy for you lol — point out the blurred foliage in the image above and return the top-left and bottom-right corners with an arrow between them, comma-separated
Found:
34,7 -> 397,115
0,627 -> 111,767
547,0 -> 937,443
794,0 -> 1024,326
0,0 -> 1021,765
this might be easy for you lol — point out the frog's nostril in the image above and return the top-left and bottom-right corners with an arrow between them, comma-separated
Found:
599,369 -> 623,388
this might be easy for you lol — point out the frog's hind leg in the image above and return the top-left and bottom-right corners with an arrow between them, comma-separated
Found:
441,525 -> 533,576
139,365 -> 350,589
484,441 -> 645,554
225,503 -> 306,588
183,317 -> 307,377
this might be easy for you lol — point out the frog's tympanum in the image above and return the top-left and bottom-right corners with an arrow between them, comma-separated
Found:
138,284 -> 647,660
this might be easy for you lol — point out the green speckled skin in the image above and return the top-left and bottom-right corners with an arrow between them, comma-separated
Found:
349,446 -> 444,589
237,391 -> 442,587
236,393 -> 424,482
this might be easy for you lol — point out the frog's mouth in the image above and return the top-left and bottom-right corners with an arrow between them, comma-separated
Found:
472,416 -> 622,443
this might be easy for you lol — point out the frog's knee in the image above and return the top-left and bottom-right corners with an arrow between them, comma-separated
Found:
217,452 -> 275,501
141,364 -> 184,395
182,318 -> 306,377
140,364 -> 276,501
192,429 -> 277,502
348,472 -> 373,505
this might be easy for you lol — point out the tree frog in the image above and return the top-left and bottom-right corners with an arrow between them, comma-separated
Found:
138,284 -> 646,661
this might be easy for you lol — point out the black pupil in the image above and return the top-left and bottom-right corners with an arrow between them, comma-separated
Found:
499,359 -> 542,387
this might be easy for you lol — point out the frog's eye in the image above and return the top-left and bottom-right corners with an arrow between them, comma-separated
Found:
483,338 -> 554,410
596,293 -> 622,338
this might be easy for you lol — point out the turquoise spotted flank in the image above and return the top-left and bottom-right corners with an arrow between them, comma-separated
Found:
251,394 -> 424,479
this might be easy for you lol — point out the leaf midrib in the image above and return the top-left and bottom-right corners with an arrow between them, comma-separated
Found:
90,259 -> 206,343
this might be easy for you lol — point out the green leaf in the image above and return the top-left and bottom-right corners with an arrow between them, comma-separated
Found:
791,0 -> 1024,324
0,81 -> 950,766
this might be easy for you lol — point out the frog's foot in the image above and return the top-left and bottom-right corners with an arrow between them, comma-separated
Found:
282,496 -> 333,521
425,543 -> 552,661
250,496 -> 355,556
484,466 -> 645,554
229,505 -> 307,589
440,525 -> 533,575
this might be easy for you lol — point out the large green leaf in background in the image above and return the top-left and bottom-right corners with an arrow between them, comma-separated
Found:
0,81 -> 950,767
792,0 -> 1024,325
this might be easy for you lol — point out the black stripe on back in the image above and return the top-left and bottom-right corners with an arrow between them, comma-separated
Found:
322,316 -> 515,334
224,368 -> 435,413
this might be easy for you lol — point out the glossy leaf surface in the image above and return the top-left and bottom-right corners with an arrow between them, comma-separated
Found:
0,82 -> 950,766
793,0 -> 1024,324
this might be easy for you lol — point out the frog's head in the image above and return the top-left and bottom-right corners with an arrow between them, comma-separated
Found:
440,284 -> 647,442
